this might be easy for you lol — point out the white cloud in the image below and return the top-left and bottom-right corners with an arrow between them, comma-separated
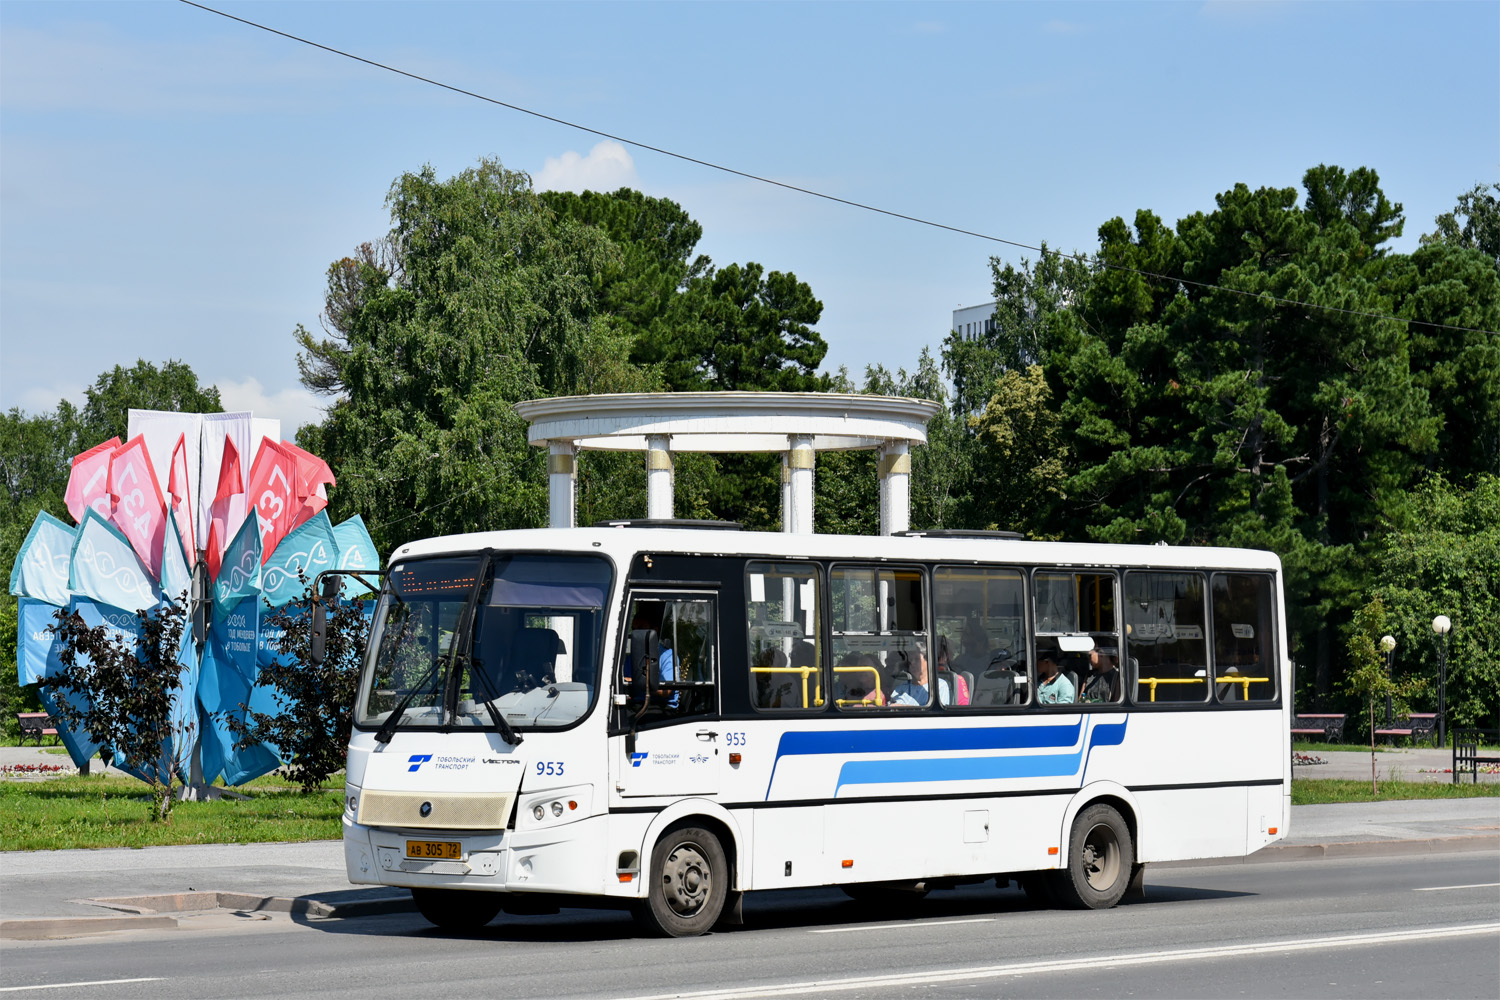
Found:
11,380 -> 85,416
533,141 -> 639,194
213,377 -> 328,437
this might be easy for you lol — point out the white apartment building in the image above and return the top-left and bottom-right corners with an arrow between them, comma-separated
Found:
952,301 -> 996,338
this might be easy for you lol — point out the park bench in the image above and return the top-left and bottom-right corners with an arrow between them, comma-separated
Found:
1374,712 -> 1438,746
1453,729 -> 1500,784
1291,713 -> 1346,742
16,712 -> 60,746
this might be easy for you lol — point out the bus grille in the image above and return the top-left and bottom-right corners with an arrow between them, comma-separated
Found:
357,790 -> 511,830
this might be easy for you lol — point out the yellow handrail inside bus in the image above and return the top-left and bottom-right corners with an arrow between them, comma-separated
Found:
832,665 -> 883,707
1136,677 -> 1204,702
750,665 -> 822,706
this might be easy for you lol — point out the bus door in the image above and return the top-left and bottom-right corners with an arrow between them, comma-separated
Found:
614,591 -> 721,797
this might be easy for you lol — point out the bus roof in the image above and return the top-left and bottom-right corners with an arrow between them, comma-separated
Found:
388,526 -> 1283,574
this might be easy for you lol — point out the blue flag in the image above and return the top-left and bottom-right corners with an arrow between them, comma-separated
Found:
158,516 -> 193,610
213,511 -> 262,624
332,514 -> 380,599
199,595 -> 279,786
69,510 -> 160,613
10,512 -> 75,606
261,511 -> 336,609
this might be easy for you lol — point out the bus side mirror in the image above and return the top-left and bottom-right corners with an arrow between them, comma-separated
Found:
310,572 -> 341,666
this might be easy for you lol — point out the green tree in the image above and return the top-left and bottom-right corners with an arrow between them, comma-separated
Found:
654,262 -> 829,393
941,242 -> 1092,419
296,159 -> 654,553
1421,182 -> 1500,264
47,601 -> 193,819
77,359 -> 223,444
1367,474 -> 1500,731
225,587 -> 370,794
965,365 -> 1069,537
1343,596 -> 1426,791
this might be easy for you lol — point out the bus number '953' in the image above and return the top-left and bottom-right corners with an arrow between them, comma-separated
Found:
725,732 -> 747,746
536,761 -> 565,776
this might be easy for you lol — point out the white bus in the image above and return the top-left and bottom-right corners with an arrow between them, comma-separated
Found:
336,523 -> 1290,936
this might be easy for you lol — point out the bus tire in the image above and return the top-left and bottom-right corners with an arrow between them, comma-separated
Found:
635,825 -> 727,937
1049,803 -> 1134,910
411,887 -> 504,930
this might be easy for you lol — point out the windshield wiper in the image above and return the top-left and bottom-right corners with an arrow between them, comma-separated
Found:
374,657 -> 441,744
480,695 -> 525,747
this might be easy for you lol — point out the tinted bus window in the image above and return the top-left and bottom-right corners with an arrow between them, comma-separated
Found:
830,566 -> 929,710
1212,573 -> 1277,703
934,567 -> 1028,707
1124,572 -> 1209,704
1034,571 -> 1121,705
746,562 -> 823,710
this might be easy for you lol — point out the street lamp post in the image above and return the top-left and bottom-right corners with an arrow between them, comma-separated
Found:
1432,615 -> 1452,748
1380,635 -> 1396,726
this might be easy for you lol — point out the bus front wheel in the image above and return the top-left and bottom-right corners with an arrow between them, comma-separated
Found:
636,825 -> 728,937
411,887 -> 504,930
1049,803 -> 1134,910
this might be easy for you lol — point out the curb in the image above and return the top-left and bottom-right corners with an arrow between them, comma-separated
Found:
0,890 -> 414,940
1153,834 -> 1500,869
0,915 -> 179,940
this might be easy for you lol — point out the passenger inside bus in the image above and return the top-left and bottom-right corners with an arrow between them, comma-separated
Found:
933,635 -> 971,706
834,653 -> 884,706
1037,653 -> 1076,704
1080,647 -> 1123,704
888,643 -> 931,707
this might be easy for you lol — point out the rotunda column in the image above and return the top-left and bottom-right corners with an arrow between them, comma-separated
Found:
878,441 -> 911,535
547,441 -> 577,528
782,434 -> 815,534
646,434 -> 674,520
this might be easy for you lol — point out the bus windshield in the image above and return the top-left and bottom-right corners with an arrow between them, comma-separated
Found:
355,553 -> 613,732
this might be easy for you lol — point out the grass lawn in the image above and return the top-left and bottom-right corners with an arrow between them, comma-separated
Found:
0,772 -> 343,851
1291,778 -> 1500,805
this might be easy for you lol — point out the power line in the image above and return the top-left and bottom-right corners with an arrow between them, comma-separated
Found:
179,0 -> 1497,338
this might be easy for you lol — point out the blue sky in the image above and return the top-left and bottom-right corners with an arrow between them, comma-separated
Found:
2,1 -> 1495,432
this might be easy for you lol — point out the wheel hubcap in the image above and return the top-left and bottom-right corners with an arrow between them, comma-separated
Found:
1081,823 -> 1121,890
661,841 -> 711,916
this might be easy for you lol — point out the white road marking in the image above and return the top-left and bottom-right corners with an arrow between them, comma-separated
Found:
810,917 -> 995,934
0,979 -> 165,993
1413,882 -> 1500,892
617,922 -> 1500,1000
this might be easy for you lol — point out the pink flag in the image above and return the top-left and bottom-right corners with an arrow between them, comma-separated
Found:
107,436 -> 168,580
245,439 -> 299,563
167,433 -> 197,565
63,437 -> 122,524
207,437 -> 245,582
280,440 -> 337,530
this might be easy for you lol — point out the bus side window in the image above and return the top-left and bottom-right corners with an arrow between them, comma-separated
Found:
829,565 -> 930,710
934,566 -> 1028,708
1124,572 -> 1209,705
746,562 -> 823,710
1211,574 -> 1276,702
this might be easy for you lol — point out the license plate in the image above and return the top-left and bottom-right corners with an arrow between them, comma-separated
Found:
406,839 -> 462,860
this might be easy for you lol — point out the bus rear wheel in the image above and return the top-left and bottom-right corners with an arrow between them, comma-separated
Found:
411,887 -> 504,930
1049,803 -> 1134,910
635,825 -> 728,937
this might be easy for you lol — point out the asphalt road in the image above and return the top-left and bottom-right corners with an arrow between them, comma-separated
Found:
2,851 -> 1497,999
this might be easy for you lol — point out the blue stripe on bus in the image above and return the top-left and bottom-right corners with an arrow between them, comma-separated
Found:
826,717 -> 1130,796
766,720 -> 1087,798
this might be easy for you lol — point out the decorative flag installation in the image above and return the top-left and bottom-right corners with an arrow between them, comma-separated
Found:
9,410 -> 374,788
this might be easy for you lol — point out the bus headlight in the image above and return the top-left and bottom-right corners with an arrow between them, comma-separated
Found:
533,804 -> 547,821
